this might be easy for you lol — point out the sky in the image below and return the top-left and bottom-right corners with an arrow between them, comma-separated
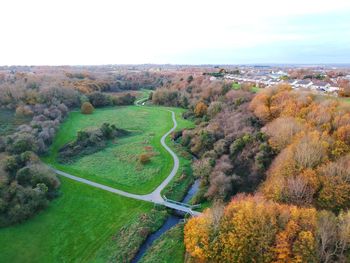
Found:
0,0 -> 350,65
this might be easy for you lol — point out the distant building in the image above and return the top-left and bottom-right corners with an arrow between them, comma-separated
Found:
267,79 -> 280,85
269,70 -> 288,79
286,79 -> 298,86
311,81 -> 330,91
295,80 -> 313,88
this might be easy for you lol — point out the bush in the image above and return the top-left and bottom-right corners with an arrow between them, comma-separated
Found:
0,153 -> 60,227
81,102 -> 94,114
7,133 -> 38,154
87,92 -> 111,107
194,101 -> 208,117
0,137 -> 5,152
139,153 -> 151,164
15,105 -> 33,117
112,93 -> 136,105
58,123 -> 129,163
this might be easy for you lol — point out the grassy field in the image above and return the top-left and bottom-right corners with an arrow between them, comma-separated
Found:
0,177 -> 152,262
0,94 -> 194,262
231,82 -> 261,93
44,105 -> 194,194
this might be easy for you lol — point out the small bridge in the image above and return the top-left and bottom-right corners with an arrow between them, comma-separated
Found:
162,196 -> 201,216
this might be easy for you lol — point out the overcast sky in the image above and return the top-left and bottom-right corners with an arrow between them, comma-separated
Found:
1,0 -> 350,65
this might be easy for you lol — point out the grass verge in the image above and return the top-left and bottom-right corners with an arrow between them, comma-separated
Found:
93,207 -> 168,263
139,223 -> 186,263
0,177 -> 151,262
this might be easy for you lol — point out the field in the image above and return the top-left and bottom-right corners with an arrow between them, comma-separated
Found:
0,101 -> 194,262
44,105 -> 194,194
232,82 -> 261,93
0,177 -> 152,262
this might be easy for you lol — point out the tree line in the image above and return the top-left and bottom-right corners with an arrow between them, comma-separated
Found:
2,68 -> 349,260
152,78 -> 350,262
0,69 -> 153,227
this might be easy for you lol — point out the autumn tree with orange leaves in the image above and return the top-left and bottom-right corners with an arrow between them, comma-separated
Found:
184,195 -> 350,263
250,85 -> 350,212
185,195 -> 319,263
194,101 -> 208,117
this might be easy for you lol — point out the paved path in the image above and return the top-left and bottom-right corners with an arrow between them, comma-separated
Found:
51,101 -> 200,216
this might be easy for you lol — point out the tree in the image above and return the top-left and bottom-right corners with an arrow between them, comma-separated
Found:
264,117 -> 304,151
7,133 -> 38,154
315,154 -> 350,212
87,92 -> 111,107
207,101 -> 223,118
187,75 -> 194,83
81,102 -> 94,114
338,79 -> 350,97
317,210 -> 350,262
194,101 -> 208,117
184,195 -> 318,262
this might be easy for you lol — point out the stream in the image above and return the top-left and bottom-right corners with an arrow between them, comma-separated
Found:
131,179 -> 200,263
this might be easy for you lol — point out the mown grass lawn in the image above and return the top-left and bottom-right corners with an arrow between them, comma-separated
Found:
44,105 -> 193,194
0,177 -> 152,263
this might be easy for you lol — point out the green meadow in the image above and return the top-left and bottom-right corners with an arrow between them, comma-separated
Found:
0,102 -> 194,262
44,105 -> 193,194
0,177 -> 152,262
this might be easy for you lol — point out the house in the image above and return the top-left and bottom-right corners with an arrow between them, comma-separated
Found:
295,80 -> 313,89
269,70 -> 288,79
311,81 -> 330,91
286,79 -> 298,87
327,86 -> 340,93
267,79 -> 281,86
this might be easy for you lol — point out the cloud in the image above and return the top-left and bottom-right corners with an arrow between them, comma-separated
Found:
0,0 -> 349,64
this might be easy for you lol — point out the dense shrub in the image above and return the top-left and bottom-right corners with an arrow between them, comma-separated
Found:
3,103 -> 69,155
6,133 -> 38,154
58,123 -> 129,163
0,152 -> 60,227
194,101 -> 208,117
15,105 -> 34,117
81,102 -> 94,114
87,92 -> 112,107
40,86 -> 80,108
182,90 -> 274,201
112,93 -> 136,105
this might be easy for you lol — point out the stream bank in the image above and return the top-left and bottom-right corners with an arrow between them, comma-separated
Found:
131,179 -> 200,263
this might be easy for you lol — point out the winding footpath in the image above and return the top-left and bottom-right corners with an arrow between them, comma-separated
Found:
51,99 -> 200,216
